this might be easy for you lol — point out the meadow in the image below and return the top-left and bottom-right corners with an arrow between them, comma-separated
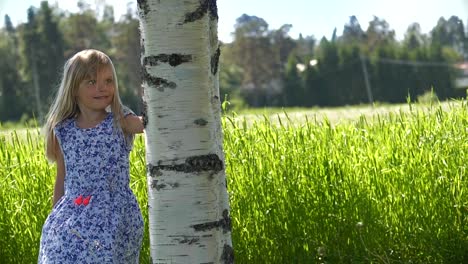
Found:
1,101 -> 468,263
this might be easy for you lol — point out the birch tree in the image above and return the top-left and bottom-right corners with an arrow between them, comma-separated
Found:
137,0 -> 234,263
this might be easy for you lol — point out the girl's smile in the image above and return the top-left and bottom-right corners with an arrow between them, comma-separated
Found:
93,95 -> 110,100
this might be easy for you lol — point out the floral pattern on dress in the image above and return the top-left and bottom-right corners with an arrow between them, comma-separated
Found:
38,110 -> 143,264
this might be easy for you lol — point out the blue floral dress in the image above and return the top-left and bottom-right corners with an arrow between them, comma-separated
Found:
38,111 -> 144,263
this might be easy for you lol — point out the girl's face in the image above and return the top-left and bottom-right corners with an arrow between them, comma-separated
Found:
76,65 -> 115,113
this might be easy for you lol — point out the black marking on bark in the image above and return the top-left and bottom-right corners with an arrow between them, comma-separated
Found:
194,118 -> 208,126
150,179 -> 157,189
147,154 -> 223,177
150,180 -> 179,191
142,68 -> 176,91
184,0 -> 218,23
150,180 -> 166,190
139,64 -> 145,85
192,209 -> 231,233
221,244 -> 235,264
143,54 -> 192,67
137,0 -> 150,16
179,237 -> 200,245
141,99 -> 148,128
210,46 -> 221,75
140,38 -> 145,55
185,154 -> 223,173
147,164 -> 163,177
208,0 -> 218,20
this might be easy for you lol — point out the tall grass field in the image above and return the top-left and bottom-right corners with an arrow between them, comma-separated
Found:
1,102 -> 468,263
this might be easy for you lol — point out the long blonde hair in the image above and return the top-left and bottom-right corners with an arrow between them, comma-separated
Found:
44,49 -> 125,162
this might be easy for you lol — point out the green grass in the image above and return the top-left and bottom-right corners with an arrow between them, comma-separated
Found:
1,102 -> 468,263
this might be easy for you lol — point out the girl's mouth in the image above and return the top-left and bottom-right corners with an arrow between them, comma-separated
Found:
94,96 -> 109,100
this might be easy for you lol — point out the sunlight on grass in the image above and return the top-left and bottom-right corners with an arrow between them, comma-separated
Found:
1,101 -> 468,263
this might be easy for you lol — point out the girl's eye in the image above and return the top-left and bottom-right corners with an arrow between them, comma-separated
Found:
87,80 -> 96,85
106,79 -> 113,84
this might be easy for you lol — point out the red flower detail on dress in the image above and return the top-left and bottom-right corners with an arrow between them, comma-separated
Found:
83,195 -> 91,206
74,195 -> 83,205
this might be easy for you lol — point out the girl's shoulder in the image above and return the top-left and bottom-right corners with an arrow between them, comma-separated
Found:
54,118 -> 74,130
122,105 -> 136,117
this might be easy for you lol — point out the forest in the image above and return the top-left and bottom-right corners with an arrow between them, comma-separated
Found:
0,1 -> 467,122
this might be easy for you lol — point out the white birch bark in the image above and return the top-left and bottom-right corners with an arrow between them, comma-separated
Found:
137,0 -> 233,263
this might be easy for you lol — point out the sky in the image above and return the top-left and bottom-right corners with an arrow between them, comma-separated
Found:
0,0 -> 467,43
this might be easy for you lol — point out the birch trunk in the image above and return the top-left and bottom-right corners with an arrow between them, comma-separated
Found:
137,0 -> 233,263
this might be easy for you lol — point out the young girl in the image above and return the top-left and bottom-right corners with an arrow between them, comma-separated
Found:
38,49 -> 145,263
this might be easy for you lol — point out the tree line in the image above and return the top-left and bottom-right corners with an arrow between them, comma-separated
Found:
222,14 -> 467,109
0,1 -> 467,122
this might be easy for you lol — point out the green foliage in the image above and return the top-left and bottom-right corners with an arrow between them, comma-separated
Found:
1,5 -> 467,120
231,15 -> 277,107
0,129 -> 52,264
315,38 -> 340,106
110,14 -> 142,113
417,88 -> 439,104
17,2 -> 65,120
221,95 -> 247,113
2,103 -> 468,262
224,14 -> 465,108
224,102 -> 468,263
0,29 -> 24,121
283,55 -> 304,106
219,45 -> 244,108
0,114 -> 38,130
340,15 -> 365,44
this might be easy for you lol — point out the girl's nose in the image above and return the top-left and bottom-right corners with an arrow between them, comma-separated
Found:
97,82 -> 105,91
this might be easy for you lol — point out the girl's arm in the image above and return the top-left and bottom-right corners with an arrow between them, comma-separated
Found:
124,115 -> 144,134
52,137 -> 65,206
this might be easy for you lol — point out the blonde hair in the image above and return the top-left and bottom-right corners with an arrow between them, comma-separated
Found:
44,49 -> 126,162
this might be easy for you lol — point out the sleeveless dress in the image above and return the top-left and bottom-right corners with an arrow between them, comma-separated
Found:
38,111 -> 144,263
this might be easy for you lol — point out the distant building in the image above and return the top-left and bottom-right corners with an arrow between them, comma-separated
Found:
455,62 -> 468,89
